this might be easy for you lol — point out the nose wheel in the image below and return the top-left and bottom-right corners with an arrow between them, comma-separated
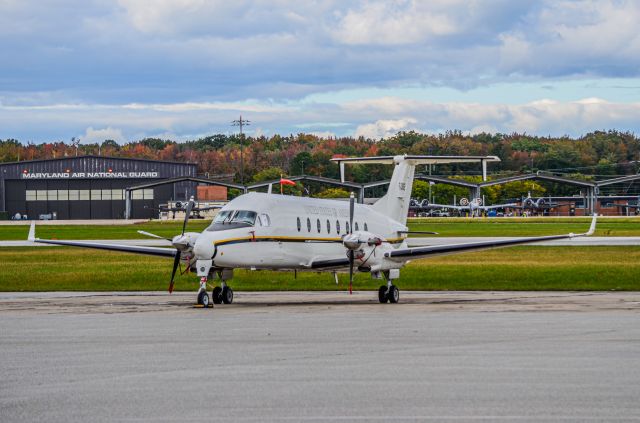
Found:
197,291 -> 210,307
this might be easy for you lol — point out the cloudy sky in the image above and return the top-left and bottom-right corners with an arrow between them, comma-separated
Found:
1,0 -> 640,143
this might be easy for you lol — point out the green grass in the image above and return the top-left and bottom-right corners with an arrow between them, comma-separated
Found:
1,246 -> 638,292
408,216 -> 640,237
1,216 -> 639,240
0,220 -> 210,240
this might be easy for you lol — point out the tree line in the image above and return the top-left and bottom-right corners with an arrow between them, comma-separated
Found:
1,130 -> 638,201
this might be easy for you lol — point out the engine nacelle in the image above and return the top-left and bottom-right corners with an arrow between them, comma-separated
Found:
172,231 -> 200,252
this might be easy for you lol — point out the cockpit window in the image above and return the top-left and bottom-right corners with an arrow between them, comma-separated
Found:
213,210 -> 233,224
209,209 -> 257,229
231,210 -> 257,225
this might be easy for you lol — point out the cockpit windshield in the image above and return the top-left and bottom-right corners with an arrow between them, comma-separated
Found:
209,210 -> 257,230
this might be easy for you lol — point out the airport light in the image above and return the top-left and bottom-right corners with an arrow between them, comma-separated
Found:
231,116 -> 250,185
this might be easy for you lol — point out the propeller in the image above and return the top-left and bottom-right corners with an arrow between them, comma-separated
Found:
181,196 -> 195,236
168,196 -> 195,293
348,192 -> 355,295
168,252 -> 181,294
137,230 -> 170,240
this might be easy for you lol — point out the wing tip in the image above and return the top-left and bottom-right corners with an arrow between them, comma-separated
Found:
27,221 -> 36,242
586,213 -> 597,236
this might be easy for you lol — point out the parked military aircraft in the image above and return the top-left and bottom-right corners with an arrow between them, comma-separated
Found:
28,155 -> 597,308
144,197 -> 222,219
421,197 -> 518,217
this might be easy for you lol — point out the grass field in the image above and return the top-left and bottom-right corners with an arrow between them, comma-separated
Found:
1,216 -> 639,240
1,246 -> 638,292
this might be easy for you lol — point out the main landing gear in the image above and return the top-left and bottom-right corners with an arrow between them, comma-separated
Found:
378,275 -> 400,304
212,283 -> 234,305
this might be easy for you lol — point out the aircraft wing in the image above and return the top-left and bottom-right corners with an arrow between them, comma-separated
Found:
385,214 -> 597,260
480,203 -> 518,210
28,222 -> 177,258
424,203 -> 466,210
309,257 -> 351,270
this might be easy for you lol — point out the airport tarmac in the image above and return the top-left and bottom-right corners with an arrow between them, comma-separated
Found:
1,291 -> 640,422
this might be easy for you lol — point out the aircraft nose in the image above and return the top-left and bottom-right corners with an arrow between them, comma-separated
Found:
193,235 -> 215,260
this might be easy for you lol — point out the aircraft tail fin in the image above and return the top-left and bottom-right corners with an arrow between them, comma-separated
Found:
332,155 -> 500,225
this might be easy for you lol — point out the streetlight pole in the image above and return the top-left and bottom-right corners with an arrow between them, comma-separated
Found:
231,116 -> 250,185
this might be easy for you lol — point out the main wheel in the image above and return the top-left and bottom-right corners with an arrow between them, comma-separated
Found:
197,291 -> 210,307
388,285 -> 399,304
212,286 -> 222,304
378,286 -> 389,303
222,286 -> 234,304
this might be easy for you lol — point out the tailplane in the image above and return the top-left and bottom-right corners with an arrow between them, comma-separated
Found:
332,155 -> 500,225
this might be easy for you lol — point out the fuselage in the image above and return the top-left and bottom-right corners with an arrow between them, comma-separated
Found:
192,192 -> 408,270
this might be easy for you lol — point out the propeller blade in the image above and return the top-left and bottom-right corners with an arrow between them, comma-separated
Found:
168,251 -> 181,294
349,192 -> 355,234
181,197 -> 195,235
348,250 -> 354,295
137,230 -> 170,240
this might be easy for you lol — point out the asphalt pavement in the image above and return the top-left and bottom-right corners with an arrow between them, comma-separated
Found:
1,291 -> 639,422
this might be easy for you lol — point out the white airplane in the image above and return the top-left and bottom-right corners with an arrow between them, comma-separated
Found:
27,155 -> 597,307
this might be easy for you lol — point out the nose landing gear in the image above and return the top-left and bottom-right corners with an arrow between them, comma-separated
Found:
196,276 -> 211,307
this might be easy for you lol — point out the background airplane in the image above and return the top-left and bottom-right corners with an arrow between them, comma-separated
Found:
144,196 -> 223,219
420,197 -> 518,217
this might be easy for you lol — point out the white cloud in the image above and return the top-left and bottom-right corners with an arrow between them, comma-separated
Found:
355,118 -> 418,139
332,1 -> 460,46
2,97 -> 640,142
81,127 -> 125,144
309,131 -> 336,139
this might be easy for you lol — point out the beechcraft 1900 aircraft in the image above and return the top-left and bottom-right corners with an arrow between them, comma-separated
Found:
28,155 -> 597,308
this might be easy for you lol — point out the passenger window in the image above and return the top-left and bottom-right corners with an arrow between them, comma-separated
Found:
297,217 -> 301,232
326,219 -> 331,234
345,221 -> 349,233
307,217 -> 311,232
336,220 -> 340,234
364,222 -> 368,231
258,214 -> 271,227
355,222 -> 359,231
316,219 -> 321,233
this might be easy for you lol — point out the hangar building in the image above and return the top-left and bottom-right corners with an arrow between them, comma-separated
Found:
0,156 -> 197,219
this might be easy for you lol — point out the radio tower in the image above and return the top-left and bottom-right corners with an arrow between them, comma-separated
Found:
231,115 -> 250,185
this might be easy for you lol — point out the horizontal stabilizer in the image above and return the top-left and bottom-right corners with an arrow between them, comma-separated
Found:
331,155 -> 500,166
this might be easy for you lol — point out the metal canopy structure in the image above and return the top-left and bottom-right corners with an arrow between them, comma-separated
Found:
247,175 -> 366,202
122,166 -> 640,219
595,174 -> 640,187
246,175 -> 362,191
478,173 -> 596,188
124,177 -> 245,219
415,175 -> 478,189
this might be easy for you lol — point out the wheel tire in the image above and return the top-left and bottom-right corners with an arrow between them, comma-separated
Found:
378,286 -> 389,303
388,285 -> 399,304
212,286 -> 222,304
197,291 -> 210,307
222,286 -> 234,304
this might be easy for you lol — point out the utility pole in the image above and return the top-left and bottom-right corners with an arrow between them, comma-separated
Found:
231,115 -> 250,185
71,137 -> 81,157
